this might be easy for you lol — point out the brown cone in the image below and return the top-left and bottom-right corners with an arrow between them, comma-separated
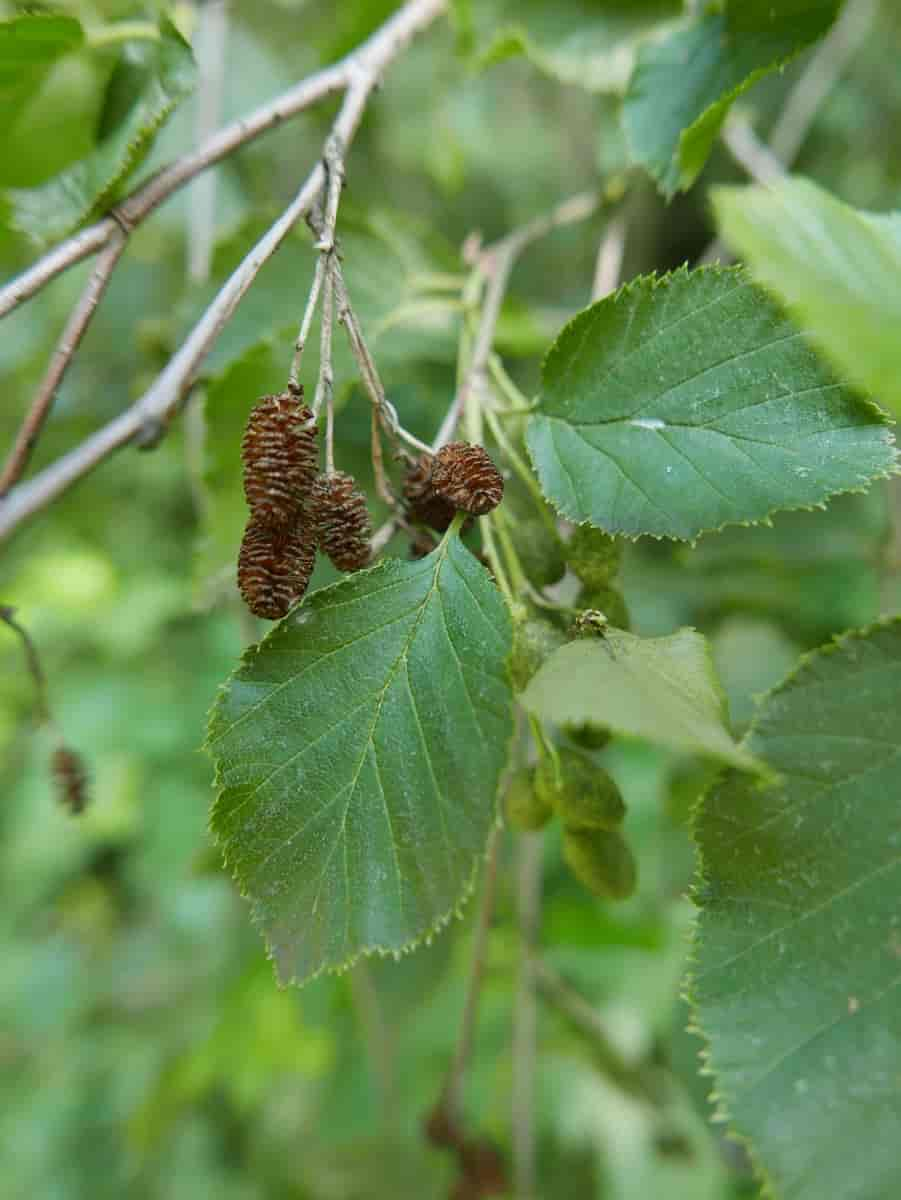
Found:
431,442 -> 504,515
237,516 -> 316,619
241,389 -> 318,526
403,453 -> 458,533
51,745 -> 89,814
311,472 -> 372,572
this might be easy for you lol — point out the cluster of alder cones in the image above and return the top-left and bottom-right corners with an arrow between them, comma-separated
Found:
237,387 -> 505,619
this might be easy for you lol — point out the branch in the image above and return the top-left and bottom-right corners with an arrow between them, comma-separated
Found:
0,0 -> 448,542
0,229 -> 127,496
699,0 -> 876,265
591,211 -> 627,302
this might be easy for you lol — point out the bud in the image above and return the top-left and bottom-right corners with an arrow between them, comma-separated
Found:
563,827 -> 637,900
431,442 -> 504,516
311,472 -> 371,572
504,766 -> 552,831
241,389 -> 318,526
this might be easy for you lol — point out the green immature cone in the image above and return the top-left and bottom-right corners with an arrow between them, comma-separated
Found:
511,517 -> 566,588
563,828 -> 637,901
566,526 -> 622,589
504,766 -> 552,831
534,748 -> 625,831
576,584 -> 630,631
509,614 -> 567,692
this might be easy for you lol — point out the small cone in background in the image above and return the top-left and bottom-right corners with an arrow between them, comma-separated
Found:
51,745 -> 89,815
241,389 -> 318,526
431,441 -> 504,516
565,525 -> 622,589
311,471 -> 372,572
403,453 -> 458,533
238,516 -> 316,619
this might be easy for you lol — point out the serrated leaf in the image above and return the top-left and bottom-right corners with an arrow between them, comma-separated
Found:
207,536 -> 513,986
0,13 -> 84,116
623,1 -> 841,194
526,267 -> 895,541
520,628 -> 761,773
8,19 -> 195,244
714,178 -> 901,418
691,620 -> 901,1200
473,0 -> 681,94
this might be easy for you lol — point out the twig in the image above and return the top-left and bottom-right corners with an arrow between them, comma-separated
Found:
699,0 -> 875,264
0,230 -> 127,496
0,0 -> 448,542
319,263 -> 336,472
434,191 -> 599,449
720,115 -> 785,185
439,825 -> 501,1121
591,211 -> 627,302
531,957 -> 663,1107
1,606 -> 51,725
768,0 -> 878,166
287,254 -> 326,393
512,833 -> 543,1200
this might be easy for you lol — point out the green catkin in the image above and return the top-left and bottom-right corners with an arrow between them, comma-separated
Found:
509,615 -> 567,692
534,748 -> 625,831
504,766 -> 553,831
563,827 -> 637,900
566,526 -> 622,589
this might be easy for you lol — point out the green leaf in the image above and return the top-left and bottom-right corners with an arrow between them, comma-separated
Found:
691,620 -> 901,1200
623,1 -> 841,194
8,19 -> 195,244
473,0 -> 681,94
526,267 -> 895,541
520,628 -> 761,773
0,13 -> 84,115
714,178 -> 901,418
207,535 -> 513,986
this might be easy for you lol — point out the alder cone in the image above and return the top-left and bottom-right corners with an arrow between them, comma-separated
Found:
237,516 -> 316,619
51,745 -> 88,814
431,442 -> 504,516
311,471 -> 372,572
403,453 -> 457,533
241,390 -> 318,526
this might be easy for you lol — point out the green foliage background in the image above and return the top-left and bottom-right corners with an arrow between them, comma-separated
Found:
3,1 -> 901,1197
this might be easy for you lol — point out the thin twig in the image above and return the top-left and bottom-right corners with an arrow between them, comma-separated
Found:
314,256 -> 336,423
0,230 -> 127,496
591,211 -> 627,302
699,0 -> 875,265
434,191 -> 599,450
0,606 -> 51,725
512,833 -> 543,1200
440,825 -> 501,1120
0,0 -> 448,542
531,957 -> 662,1107
721,115 -> 785,185
288,253 -> 326,393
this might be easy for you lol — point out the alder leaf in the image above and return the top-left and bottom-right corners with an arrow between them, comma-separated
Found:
623,0 -> 841,194
714,178 -> 901,418
207,535 -> 513,986
9,19 -> 196,244
526,267 -> 895,541
520,628 -> 761,774
691,620 -> 901,1200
